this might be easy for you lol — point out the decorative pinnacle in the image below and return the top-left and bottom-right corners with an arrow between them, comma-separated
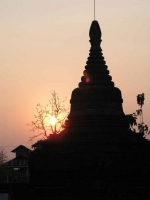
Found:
78,20 -> 114,88
94,0 -> 95,20
89,20 -> 101,46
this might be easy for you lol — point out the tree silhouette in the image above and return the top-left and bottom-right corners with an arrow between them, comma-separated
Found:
136,93 -> 145,123
0,147 -> 7,165
126,113 -> 137,132
27,91 -> 68,141
137,93 -> 145,108
126,93 -> 150,138
138,123 -> 148,134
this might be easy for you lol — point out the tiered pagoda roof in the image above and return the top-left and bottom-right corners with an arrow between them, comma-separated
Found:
66,20 -> 128,135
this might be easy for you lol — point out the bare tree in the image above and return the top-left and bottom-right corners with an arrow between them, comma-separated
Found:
27,91 -> 68,141
0,147 -> 8,165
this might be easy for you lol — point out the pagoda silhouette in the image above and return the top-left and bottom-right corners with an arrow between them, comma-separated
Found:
27,20 -> 150,199
67,20 -> 127,134
1,20 -> 148,199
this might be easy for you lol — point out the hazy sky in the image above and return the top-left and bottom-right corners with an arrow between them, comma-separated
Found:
0,0 -> 150,159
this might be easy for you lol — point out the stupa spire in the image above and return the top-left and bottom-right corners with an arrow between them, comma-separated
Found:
94,0 -> 95,20
89,20 -> 101,46
79,20 -> 114,88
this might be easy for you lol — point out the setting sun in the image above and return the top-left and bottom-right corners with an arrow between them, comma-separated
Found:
49,117 -> 57,126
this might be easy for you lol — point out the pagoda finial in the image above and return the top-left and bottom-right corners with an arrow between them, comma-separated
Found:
94,0 -> 95,20
89,21 -> 101,46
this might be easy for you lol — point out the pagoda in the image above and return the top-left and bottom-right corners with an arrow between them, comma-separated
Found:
5,20 -> 148,199
66,20 -> 128,136
27,20 -> 150,199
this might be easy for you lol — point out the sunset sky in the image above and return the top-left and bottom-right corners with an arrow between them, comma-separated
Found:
0,0 -> 150,159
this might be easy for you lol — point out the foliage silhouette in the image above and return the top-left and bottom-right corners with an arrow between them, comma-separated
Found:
126,113 -> 137,132
126,93 -> 150,138
137,93 -> 145,108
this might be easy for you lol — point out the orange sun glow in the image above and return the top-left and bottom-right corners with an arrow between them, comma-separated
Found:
49,117 -> 57,126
